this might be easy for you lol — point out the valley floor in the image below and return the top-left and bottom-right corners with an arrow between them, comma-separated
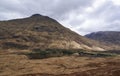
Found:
0,50 -> 120,76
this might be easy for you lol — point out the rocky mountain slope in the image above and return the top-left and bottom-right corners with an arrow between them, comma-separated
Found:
0,14 -> 118,51
85,31 -> 120,46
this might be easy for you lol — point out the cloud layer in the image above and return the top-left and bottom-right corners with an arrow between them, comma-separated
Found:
0,0 -> 120,35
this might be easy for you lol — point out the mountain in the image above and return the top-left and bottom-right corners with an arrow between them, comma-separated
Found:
85,31 -> 120,47
0,14 -> 116,51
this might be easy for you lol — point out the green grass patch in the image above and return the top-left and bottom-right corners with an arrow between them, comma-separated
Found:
25,49 -> 118,59
26,49 -> 84,59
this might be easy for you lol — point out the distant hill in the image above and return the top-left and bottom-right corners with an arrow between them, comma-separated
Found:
85,31 -> 120,47
0,14 -> 118,51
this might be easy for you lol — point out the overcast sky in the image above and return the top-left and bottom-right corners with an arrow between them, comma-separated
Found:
0,0 -> 120,35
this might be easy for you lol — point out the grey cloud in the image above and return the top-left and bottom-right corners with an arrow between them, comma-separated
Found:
0,0 -> 94,19
87,1 -> 120,22
49,0 -> 93,19
69,0 -> 120,35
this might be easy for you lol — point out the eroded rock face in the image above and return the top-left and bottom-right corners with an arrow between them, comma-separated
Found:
48,40 -> 82,49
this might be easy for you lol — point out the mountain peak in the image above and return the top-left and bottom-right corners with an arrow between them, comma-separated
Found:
30,14 -> 42,17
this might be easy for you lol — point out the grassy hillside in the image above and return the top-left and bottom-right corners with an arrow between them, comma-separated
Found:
0,14 -> 114,51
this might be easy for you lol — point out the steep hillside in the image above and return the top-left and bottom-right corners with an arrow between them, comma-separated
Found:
85,31 -> 120,45
0,14 -> 116,51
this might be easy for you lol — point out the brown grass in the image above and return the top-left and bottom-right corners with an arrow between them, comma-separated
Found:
0,50 -> 120,76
